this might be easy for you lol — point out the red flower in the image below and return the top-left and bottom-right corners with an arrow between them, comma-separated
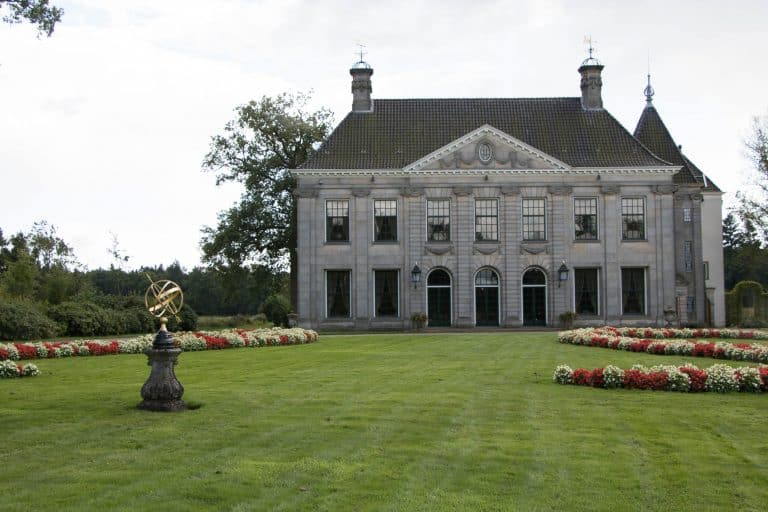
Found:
572,368 -> 592,386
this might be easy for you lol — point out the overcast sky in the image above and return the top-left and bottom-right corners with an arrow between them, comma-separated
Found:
1,0 -> 766,270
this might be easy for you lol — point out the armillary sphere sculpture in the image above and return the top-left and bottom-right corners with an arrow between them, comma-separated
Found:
138,274 -> 187,412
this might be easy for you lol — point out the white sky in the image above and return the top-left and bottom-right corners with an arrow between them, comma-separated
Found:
1,0 -> 766,270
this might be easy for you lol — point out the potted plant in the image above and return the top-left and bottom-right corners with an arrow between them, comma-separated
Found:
558,311 -> 577,329
410,312 -> 428,330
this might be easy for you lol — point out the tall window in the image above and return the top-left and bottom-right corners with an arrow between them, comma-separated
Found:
574,268 -> 599,315
326,200 -> 349,242
523,198 -> 546,241
684,240 -> 693,272
374,200 -> 397,241
427,199 -> 450,241
475,199 -> 498,241
326,270 -> 350,317
621,268 -> 646,315
621,197 -> 645,240
374,270 -> 399,317
574,198 -> 598,240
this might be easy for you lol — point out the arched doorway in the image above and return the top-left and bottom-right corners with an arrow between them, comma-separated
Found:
475,268 -> 500,326
522,268 -> 547,326
427,269 -> 451,327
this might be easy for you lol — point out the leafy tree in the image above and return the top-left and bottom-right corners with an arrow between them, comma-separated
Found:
201,92 -> 333,308
0,0 -> 63,37
28,220 -> 77,270
723,211 -> 768,290
737,112 -> 768,243
0,250 -> 39,299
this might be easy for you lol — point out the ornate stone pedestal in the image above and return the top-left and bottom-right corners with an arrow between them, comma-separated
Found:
138,328 -> 186,412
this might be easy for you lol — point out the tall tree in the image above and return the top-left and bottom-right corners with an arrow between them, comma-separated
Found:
201,92 -> 333,308
737,112 -> 768,243
0,0 -> 63,37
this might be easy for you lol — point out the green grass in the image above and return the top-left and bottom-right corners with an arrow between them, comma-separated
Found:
2,333 -> 767,511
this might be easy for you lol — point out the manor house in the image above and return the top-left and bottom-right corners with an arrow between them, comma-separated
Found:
292,54 -> 725,329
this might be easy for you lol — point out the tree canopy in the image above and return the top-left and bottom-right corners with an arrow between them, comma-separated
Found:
0,0 -> 63,37
201,92 -> 333,307
737,112 -> 768,242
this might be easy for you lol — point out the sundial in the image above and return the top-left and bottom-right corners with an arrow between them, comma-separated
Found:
144,274 -> 184,320
138,274 -> 187,412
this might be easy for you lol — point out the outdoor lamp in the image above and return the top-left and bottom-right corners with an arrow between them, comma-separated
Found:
410,264 -> 422,289
557,262 -> 569,288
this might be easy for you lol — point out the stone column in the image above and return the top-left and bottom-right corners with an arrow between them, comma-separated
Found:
601,185 -> 621,322
453,185 -> 474,327
501,185 -> 521,326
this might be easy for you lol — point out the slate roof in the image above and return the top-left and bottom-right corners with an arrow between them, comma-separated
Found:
634,104 -> 720,191
300,98 -> 672,170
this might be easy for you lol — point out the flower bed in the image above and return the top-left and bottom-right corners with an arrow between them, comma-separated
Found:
0,328 -> 318,362
553,363 -> 768,393
0,360 -> 39,379
558,327 -> 768,363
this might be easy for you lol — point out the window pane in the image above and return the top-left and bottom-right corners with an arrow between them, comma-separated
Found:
621,198 -> 645,240
522,268 -> 546,285
475,268 -> 498,286
427,269 -> 451,286
427,199 -> 450,241
574,268 -> 599,315
326,271 -> 350,317
375,270 -> 399,316
574,198 -> 598,240
326,200 -> 349,242
523,198 -> 546,241
621,268 -> 645,315
475,199 -> 498,241
374,200 -> 397,241
684,240 -> 693,272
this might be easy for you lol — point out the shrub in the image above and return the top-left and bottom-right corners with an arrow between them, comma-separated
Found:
47,301 -> 108,336
0,300 -> 61,341
162,304 -> 198,332
259,295 -> 291,327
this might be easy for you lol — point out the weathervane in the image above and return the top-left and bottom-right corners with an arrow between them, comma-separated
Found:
584,35 -> 597,59
581,35 -> 602,66
355,42 -> 367,63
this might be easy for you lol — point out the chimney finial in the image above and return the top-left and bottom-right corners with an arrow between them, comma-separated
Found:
578,37 -> 604,110
350,44 -> 373,113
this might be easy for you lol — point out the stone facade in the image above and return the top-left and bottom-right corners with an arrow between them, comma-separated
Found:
293,57 -> 725,329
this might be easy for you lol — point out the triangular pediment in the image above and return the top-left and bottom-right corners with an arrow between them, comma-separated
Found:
404,124 -> 570,173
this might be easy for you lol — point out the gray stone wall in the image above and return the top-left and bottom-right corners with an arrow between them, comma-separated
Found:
296,172 -> 691,330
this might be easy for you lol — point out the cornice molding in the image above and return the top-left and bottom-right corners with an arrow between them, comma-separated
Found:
292,167 -> 681,178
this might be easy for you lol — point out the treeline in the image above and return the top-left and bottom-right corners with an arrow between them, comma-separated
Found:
0,223 -> 289,340
723,212 -> 768,290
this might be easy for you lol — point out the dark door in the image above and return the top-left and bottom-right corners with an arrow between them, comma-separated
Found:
523,286 -> 546,326
428,287 -> 451,327
475,287 -> 499,326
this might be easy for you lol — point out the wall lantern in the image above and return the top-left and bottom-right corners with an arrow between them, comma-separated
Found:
410,264 -> 422,289
557,262 -> 569,288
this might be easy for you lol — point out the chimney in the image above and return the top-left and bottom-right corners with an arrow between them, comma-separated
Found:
578,57 -> 604,110
350,60 -> 373,113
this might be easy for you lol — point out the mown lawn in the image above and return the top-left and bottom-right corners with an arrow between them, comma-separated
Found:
1,333 -> 767,511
